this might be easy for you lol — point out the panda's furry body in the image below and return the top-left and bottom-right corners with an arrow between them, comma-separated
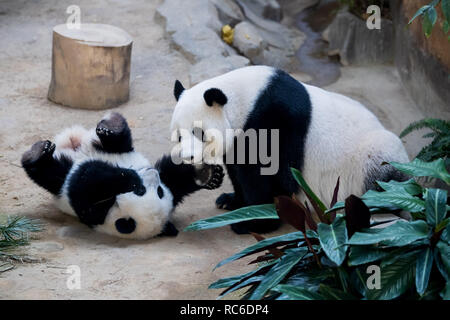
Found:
170,65 -> 409,234
21,113 -> 224,239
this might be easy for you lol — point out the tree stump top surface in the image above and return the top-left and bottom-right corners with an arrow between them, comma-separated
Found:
53,23 -> 132,47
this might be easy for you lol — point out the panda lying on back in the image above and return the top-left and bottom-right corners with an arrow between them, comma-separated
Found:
21,113 -> 224,239
170,65 -> 409,234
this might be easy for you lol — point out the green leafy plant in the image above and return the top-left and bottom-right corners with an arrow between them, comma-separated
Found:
400,118 -> 450,166
186,158 -> 450,300
408,0 -> 450,38
0,215 -> 43,272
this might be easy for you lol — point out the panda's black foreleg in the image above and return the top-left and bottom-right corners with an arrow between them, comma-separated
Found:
95,112 -> 133,154
216,163 -> 245,210
221,164 -> 282,234
21,140 -> 73,195
155,155 -> 224,207
158,221 -> 179,237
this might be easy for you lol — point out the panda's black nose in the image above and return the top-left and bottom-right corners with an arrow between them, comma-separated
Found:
115,218 -> 136,234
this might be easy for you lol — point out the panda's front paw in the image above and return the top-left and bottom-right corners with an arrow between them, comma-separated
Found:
216,192 -> 242,210
21,140 -> 55,166
195,165 -> 224,190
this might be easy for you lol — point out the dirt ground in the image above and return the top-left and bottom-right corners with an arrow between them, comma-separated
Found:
0,0 -> 428,299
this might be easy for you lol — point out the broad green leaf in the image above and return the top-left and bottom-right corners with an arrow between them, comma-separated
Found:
348,245 -> 391,266
423,6 -> 437,37
319,284 -> 357,300
362,189 -> 425,213
218,275 -> 264,299
318,215 -> 348,266
376,179 -> 422,195
442,0 -> 450,22
285,267 -> 334,292
348,220 -> 429,246
390,158 -> 450,185
442,281 -> 450,300
424,188 -> 448,228
184,204 -> 277,231
416,247 -> 434,296
366,251 -> 417,300
325,201 -> 345,214
444,20 -> 450,34
441,223 -> 450,244
209,263 -> 272,289
350,268 -> 368,297
214,231 -> 314,269
437,240 -> 450,275
272,284 -> 324,300
291,168 -> 327,212
434,247 -> 449,281
409,5 -> 431,24
249,248 -> 307,300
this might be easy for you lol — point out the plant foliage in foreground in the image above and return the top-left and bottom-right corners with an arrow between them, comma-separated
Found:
0,215 -> 43,272
186,158 -> 450,300
400,118 -> 450,166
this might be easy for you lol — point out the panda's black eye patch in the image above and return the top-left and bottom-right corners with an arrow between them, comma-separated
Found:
157,186 -> 164,199
192,127 -> 205,142
178,135 -> 182,142
115,217 -> 136,234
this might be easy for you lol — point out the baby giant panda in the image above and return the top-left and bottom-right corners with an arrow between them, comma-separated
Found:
170,65 -> 409,234
21,113 -> 224,239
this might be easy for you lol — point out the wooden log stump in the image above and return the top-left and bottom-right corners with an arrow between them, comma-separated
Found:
48,24 -> 132,110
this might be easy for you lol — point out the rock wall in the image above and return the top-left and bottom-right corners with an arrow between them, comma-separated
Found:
391,0 -> 450,118
325,10 -> 394,66
155,0 -> 304,85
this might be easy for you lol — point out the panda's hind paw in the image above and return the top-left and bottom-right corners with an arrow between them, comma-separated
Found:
21,140 -> 55,166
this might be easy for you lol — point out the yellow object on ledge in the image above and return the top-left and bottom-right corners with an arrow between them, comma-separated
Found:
222,24 -> 234,45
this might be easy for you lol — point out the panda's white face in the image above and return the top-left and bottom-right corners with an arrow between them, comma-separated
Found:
170,85 -> 234,165
94,168 -> 174,240
170,66 -> 276,165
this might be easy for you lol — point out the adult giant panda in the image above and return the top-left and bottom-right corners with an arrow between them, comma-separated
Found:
21,113 -> 224,239
170,65 -> 409,234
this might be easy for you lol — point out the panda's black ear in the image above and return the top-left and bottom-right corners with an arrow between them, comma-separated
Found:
174,80 -> 185,101
203,88 -> 227,107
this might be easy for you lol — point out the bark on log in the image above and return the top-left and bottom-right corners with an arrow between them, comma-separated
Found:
48,24 -> 132,110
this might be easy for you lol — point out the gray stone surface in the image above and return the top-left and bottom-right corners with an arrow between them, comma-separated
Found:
189,55 -> 250,85
236,0 -> 305,69
233,21 -> 267,61
326,11 -> 395,66
211,0 -> 244,26
156,0 -> 222,34
157,0 -> 247,85
171,27 -> 231,63
157,0 -> 305,72
245,0 -> 283,22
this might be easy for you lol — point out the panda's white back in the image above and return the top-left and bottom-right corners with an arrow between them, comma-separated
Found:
300,84 -> 408,204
